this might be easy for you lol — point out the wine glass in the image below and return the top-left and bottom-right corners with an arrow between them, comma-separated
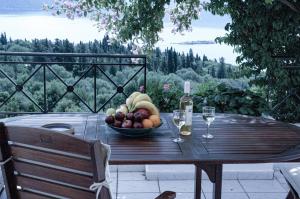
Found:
172,110 -> 185,143
202,106 -> 215,139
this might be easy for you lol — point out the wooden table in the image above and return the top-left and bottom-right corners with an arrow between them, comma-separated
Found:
3,113 -> 300,199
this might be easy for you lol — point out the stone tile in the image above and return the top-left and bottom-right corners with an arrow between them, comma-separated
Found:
248,193 -> 287,199
118,180 -> 159,193
280,183 -> 290,192
204,192 -> 249,199
118,172 -> 145,181
110,178 -> 117,194
117,193 -> 159,199
118,165 -> 145,172
110,165 -> 118,172
202,180 -> 244,193
146,164 -> 274,180
239,180 -> 286,193
159,180 -> 194,193
175,192 -> 205,199
110,172 -> 117,180
146,164 -> 195,180
274,171 -> 287,184
238,171 -> 274,180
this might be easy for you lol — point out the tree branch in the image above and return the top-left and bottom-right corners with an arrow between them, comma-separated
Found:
279,0 -> 300,13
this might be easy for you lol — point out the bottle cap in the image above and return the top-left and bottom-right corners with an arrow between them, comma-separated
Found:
184,81 -> 190,94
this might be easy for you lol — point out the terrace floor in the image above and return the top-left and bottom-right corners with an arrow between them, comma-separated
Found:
0,166 -> 291,199
107,170 -> 289,199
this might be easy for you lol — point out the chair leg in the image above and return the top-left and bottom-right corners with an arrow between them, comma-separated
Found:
286,190 -> 297,199
155,191 -> 176,199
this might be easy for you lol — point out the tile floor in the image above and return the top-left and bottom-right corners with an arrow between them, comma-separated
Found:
112,170 -> 290,199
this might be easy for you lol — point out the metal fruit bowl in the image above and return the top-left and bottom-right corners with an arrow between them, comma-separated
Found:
107,120 -> 163,137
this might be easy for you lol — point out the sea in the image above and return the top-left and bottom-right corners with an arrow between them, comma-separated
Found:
0,10 -> 238,64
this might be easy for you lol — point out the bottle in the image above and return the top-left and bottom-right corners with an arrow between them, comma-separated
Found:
179,81 -> 193,135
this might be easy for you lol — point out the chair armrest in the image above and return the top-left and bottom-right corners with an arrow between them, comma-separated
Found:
155,191 -> 176,199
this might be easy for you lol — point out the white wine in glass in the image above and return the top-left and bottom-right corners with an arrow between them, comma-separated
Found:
202,106 -> 215,139
172,110 -> 185,143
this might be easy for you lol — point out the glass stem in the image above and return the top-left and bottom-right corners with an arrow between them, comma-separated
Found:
178,127 -> 181,138
207,124 -> 209,136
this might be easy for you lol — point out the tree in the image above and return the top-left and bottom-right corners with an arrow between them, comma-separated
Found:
0,33 -> 7,45
202,55 -> 208,68
46,0 -> 295,49
45,0 -> 202,48
206,0 -> 300,121
211,66 -> 216,78
217,57 -> 226,79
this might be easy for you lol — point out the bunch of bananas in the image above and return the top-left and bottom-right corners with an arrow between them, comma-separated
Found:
126,92 -> 159,116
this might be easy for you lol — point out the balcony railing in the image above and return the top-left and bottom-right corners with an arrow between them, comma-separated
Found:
0,52 -> 147,115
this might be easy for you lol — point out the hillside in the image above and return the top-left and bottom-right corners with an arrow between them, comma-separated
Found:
0,0 -> 51,12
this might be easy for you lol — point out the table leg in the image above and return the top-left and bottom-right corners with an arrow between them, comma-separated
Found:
195,164 -> 202,199
212,164 -> 223,199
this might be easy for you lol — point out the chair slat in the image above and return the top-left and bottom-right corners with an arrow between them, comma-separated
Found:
16,175 -> 95,199
14,161 -> 93,188
11,145 -> 93,173
6,126 -> 91,156
17,191 -> 54,199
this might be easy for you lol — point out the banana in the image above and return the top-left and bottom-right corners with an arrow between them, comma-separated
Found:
129,92 -> 141,99
126,97 -> 134,108
116,104 -> 128,115
126,92 -> 140,111
134,101 -> 159,116
132,94 -> 152,106
126,92 -> 141,111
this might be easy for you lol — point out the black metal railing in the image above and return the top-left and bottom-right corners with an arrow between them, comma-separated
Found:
0,52 -> 147,115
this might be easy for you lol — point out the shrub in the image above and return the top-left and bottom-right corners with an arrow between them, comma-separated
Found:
195,82 -> 267,116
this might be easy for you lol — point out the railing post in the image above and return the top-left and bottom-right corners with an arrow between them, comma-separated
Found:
94,64 -> 97,113
143,57 -> 147,93
43,65 -> 47,113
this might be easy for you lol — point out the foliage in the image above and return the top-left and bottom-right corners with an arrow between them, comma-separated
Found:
45,0 -> 201,48
195,82 -> 266,116
44,0 -> 295,48
204,0 -> 300,122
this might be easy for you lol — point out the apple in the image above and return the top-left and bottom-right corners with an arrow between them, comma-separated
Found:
136,108 -> 150,119
133,122 -> 143,128
105,115 -> 114,124
134,112 -> 143,122
113,120 -> 122,128
115,112 -> 125,121
126,112 -> 134,121
122,120 -> 133,128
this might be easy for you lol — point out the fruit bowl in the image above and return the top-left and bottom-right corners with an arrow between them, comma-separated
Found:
107,120 -> 163,137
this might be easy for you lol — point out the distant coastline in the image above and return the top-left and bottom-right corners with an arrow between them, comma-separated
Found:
172,40 -> 216,45
0,9 -> 43,14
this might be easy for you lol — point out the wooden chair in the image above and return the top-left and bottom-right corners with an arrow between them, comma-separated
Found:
0,123 -> 175,199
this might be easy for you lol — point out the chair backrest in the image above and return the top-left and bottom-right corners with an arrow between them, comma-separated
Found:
0,122 -> 111,199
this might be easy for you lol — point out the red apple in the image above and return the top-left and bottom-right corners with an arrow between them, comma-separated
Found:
134,112 -> 143,122
105,116 -> 114,124
136,108 -> 150,119
133,122 -> 143,128
115,112 -> 125,121
126,112 -> 134,121
113,120 -> 122,128
122,120 -> 133,128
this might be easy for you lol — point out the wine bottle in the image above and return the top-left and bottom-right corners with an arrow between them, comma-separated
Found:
179,81 -> 193,135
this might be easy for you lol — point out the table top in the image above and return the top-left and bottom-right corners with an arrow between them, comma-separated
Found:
3,113 -> 300,165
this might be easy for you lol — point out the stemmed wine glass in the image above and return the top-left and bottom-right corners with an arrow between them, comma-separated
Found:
202,106 -> 215,139
172,110 -> 185,143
